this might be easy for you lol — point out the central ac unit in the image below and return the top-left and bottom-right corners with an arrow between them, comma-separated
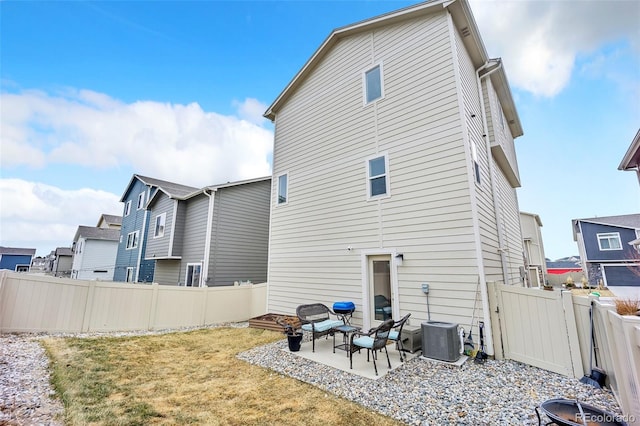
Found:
422,321 -> 460,362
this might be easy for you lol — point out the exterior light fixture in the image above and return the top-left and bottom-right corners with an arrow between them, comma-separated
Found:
395,253 -> 404,266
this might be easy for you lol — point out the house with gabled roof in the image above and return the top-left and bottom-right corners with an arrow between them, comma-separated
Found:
264,0 -> 525,357
114,174 -> 198,283
572,214 -> 640,287
144,176 -> 271,287
96,214 -> 122,230
70,225 -> 120,280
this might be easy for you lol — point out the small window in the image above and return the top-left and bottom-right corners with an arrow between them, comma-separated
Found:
471,139 -> 481,184
364,64 -> 383,104
277,173 -> 288,205
597,233 -> 622,251
126,231 -> 139,249
137,192 -> 145,210
367,154 -> 390,198
154,213 -> 166,238
124,200 -> 132,216
125,267 -> 134,282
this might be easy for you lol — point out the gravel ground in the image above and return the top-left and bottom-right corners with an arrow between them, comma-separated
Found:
1,324 -> 623,425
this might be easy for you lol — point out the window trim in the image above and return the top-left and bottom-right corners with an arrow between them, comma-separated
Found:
597,232 -> 622,251
126,230 -> 139,250
185,263 -> 202,287
137,192 -> 145,210
366,153 -> 390,200
125,267 -> 134,283
124,200 -> 132,217
277,172 -> 289,206
363,62 -> 385,105
154,213 -> 166,238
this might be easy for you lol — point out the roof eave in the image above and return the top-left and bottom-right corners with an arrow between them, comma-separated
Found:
618,128 -> 640,171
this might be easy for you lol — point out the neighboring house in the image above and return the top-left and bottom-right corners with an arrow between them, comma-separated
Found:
145,177 -> 271,287
572,214 -> 640,287
546,257 -> 583,286
264,0 -> 525,356
97,214 -> 122,230
520,212 -> 547,287
52,247 -> 73,277
114,175 -> 198,283
70,226 -> 120,280
619,128 -> 640,186
0,247 -> 36,272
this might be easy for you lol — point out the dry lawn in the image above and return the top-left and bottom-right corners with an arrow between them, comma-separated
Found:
43,327 -> 401,426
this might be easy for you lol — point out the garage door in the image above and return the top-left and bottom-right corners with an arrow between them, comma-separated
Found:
602,264 -> 640,286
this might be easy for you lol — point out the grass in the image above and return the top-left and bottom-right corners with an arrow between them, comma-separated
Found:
42,327 -> 402,426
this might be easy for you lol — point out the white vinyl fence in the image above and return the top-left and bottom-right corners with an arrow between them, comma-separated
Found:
0,270 -> 267,333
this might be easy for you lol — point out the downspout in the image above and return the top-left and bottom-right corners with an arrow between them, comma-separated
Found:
476,59 -> 510,287
202,188 -> 216,287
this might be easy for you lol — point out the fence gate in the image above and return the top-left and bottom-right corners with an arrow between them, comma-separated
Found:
488,282 -> 583,378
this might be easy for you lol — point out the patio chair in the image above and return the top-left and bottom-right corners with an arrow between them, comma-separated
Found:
374,294 -> 392,320
349,318 -> 395,375
388,313 -> 411,362
296,303 -> 343,352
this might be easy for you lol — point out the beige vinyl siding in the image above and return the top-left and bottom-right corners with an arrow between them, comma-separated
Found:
496,168 -> 525,285
154,259 -> 180,286
208,180 -> 270,286
177,195 -> 208,285
145,195 -> 174,258
268,10 -> 480,326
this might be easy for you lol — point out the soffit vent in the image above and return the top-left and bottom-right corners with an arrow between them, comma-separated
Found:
460,26 -> 471,37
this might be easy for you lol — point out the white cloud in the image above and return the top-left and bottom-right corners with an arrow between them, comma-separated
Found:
0,179 -> 122,253
470,0 -> 640,97
0,89 -> 274,188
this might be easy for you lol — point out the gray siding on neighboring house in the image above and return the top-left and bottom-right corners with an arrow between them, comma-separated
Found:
268,10 -> 482,325
145,195 -> 174,258
177,194 -> 209,285
172,201 -> 187,257
154,259 -> 180,286
208,179 -> 270,286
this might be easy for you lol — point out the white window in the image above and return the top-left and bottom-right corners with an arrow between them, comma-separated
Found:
154,213 -> 166,238
137,192 -> 145,210
364,64 -> 384,104
124,200 -> 132,216
125,267 -> 134,283
185,263 -> 202,287
126,231 -> 139,249
597,233 -> 622,251
277,173 -> 288,205
367,154 -> 390,199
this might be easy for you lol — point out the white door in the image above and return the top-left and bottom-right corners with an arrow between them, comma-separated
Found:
368,255 -> 393,326
185,263 -> 202,287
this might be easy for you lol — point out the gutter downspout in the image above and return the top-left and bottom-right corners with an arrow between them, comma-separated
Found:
476,59 -> 510,287
202,189 -> 216,287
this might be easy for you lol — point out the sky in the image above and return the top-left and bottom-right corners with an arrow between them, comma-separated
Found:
1,0 -> 639,260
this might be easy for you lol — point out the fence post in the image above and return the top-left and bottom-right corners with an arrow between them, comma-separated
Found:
561,290 -> 583,378
81,281 -> 96,332
148,283 -> 159,331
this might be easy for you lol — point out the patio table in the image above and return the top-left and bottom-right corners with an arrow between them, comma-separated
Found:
332,324 -> 360,356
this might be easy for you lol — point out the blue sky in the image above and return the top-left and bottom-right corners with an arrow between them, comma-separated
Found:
1,0 -> 639,259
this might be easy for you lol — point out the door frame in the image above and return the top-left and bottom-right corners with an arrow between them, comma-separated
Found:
185,262 -> 203,287
360,249 -> 400,330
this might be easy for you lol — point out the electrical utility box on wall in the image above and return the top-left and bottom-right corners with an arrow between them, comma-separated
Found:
421,321 -> 460,362
400,325 -> 422,353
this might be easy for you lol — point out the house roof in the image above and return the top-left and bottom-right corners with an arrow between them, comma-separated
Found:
96,214 -> 122,227
55,247 -> 73,256
204,176 -> 271,192
520,211 -> 543,227
263,0 -> 523,138
73,226 -> 121,243
0,246 -> 36,256
572,214 -> 640,240
619,128 -> 640,171
120,174 -> 199,202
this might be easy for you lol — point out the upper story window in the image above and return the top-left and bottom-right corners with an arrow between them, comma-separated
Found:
124,200 -> 132,216
154,213 -> 166,238
126,231 -> 139,249
364,64 -> 384,104
137,192 -> 145,210
277,173 -> 288,205
367,154 -> 390,199
597,232 -> 622,251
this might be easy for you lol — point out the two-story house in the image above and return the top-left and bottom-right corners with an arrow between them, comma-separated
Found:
70,225 -> 120,280
572,214 -> 640,287
264,0 -> 525,356
144,177 -> 271,287
114,175 -> 198,283
520,212 -> 547,287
